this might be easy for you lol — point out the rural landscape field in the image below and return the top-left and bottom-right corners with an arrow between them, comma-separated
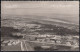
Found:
1,1 -> 79,51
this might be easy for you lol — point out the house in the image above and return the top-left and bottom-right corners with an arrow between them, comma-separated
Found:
56,40 -> 61,44
8,43 -> 12,46
66,41 -> 71,46
7,40 -> 20,46
50,39 -> 57,43
36,37 -> 45,42
2,41 -> 9,44
29,36 -> 36,41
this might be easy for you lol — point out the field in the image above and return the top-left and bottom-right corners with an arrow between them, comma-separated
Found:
1,15 -> 79,51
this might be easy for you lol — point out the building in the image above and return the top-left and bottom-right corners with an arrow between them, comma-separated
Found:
36,37 -> 45,42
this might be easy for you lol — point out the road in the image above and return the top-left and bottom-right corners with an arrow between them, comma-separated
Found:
20,40 -> 34,51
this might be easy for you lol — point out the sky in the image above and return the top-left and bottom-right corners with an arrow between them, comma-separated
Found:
1,1 -> 79,24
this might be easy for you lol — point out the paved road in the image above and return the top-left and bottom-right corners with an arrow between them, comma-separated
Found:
20,40 -> 34,51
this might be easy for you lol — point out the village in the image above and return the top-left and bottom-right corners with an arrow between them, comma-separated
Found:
1,39 -> 21,46
25,35 -> 79,46
1,34 -> 79,48
1,22 -> 79,51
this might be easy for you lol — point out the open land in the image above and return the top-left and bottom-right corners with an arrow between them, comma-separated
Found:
1,15 -> 79,51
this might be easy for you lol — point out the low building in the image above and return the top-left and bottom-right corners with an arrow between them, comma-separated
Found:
66,41 -> 71,46
8,43 -> 12,46
56,40 -> 61,44
36,37 -> 45,42
2,41 -> 9,44
29,36 -> 36,41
